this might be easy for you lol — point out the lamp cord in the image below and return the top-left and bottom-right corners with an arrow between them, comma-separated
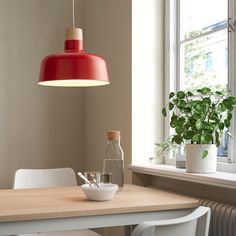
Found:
72,0 -> 75,28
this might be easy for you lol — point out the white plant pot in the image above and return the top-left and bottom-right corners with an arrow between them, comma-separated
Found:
186,144 -> 217,173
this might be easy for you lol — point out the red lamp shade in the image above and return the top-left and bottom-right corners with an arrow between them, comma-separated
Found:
39,28 -> 110,87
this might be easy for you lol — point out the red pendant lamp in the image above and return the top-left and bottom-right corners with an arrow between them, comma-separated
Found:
38,1 -> 109,87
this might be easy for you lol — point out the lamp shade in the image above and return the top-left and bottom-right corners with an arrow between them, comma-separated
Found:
38,28 -> 110,87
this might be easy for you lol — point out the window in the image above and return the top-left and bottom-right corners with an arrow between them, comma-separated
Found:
179,0 -> 228,93
165,0 -> 236,163
205,52 -> 213,71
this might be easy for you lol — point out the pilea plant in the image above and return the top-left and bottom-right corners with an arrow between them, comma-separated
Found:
162,87 -> 236,158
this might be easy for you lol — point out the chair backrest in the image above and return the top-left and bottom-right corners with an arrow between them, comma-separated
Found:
13,168 -> 78,189
131,206 -> 211,236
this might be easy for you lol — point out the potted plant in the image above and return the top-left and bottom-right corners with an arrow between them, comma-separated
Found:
162,87 -> 236,173
150,137 -> 177,165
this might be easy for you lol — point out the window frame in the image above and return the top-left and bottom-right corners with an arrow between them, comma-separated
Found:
165,0 -> 236,166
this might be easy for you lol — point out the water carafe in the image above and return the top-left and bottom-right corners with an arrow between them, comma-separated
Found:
103,130 -> 124,187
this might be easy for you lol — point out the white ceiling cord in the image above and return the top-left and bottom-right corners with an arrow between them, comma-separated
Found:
72,0 -> 75,28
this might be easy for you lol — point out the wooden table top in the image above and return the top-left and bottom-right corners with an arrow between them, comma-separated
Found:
0,184 -> 199,222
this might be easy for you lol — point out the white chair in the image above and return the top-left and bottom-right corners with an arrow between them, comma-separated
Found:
14,168 -> 101,236
131,206 -> 211,236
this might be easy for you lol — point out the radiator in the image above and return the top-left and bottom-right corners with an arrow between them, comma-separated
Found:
199,199 -> 236,236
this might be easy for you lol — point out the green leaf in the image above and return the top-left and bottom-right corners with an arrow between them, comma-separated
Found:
162,108 -> 167,117
201,87 -> 211,94
177,91 -> 185,99
201,150 -> 208,159
170,119 -> 178,128
224,119 -> 230,128
218,103 -> 226,112
223,99 -> 232,109
187,91 -> 194,96
229,96 -> 236,105
184,107 -> 192,113
192,134 -> 200,143
173,99 -> 179,105
203,97 -> 211,104
178,117 -> 186,124
216,139 -> 220,147
205,124 -> 214,132
218,122 -> 224,130
216,91 -> 223,96
172,135 -> 183,145
228,113 -> 232,120
195,104 -> 203,112
178,100 -> 187,107
193,113 -> 202,120
189,117 -> 197,125
200,134 -> 212,144
183,130 -> 194,140
196,119 -> 203,130
168,102 -> 174,110
175,126 -> 185,134
169,92 -> 175,99
215,131 -> 220,147
184,122 -> 192,130
171,114 -> 178,121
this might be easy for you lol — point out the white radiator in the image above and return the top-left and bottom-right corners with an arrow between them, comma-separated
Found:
199,199 -> 236,236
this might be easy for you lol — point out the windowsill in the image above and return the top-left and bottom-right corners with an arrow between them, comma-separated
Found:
129,164 -> 236,190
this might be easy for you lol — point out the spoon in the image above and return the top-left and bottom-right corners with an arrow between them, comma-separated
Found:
92,177 -> 100,188
77,172 -> 92,187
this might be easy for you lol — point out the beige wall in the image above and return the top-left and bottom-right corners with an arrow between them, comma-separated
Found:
0,0 -> 132,188
0,0 -> 84,188
79,0 -> 132,182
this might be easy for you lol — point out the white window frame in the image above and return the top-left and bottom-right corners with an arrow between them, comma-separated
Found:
165,0 -> 236,166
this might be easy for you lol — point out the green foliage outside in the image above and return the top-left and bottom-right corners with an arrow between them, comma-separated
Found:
184,30 -> 227,93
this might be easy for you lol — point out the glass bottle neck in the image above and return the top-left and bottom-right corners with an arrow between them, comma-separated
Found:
107,139 -> 120,145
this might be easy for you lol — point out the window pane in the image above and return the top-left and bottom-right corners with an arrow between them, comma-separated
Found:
179,0 -> 229,159
180,0 -> 228,40
181,28 -> 228,93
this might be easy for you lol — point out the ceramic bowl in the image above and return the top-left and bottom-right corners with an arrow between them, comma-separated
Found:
81,183 -> 118,201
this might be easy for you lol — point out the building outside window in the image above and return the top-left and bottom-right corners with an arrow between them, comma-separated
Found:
179,0 -> 228,92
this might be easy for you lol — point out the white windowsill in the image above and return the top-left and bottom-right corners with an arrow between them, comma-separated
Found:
129,164 -> 236,190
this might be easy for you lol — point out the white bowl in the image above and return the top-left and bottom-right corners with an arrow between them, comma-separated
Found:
81,183 -> 118,201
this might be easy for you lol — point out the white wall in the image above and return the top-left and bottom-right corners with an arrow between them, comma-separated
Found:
132,0 -> 165,164
0,0 -> 84,188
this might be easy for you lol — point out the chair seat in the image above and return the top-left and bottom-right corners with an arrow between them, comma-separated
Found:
19,229 -> 101,236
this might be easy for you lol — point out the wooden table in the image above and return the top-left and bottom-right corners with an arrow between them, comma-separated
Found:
0,184 -> 199,235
